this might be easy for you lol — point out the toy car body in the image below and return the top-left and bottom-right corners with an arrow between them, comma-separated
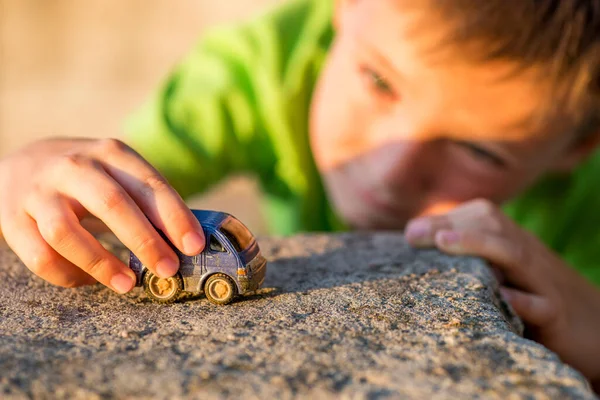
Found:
129,210 -> 267,305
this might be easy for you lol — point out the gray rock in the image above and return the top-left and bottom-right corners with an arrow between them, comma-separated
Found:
0,233 -> 595,399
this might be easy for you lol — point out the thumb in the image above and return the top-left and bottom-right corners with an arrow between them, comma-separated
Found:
500,286 -> 557,327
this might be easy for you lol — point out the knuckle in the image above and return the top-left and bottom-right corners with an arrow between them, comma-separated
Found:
472,198 -> 496,216
98,138 -> 129,154
53,154 -> 103,181
39,215 -> 74,247
139,174 -> 170,198
469,198 -> 505,231
168,210 -> 200,236
100,187 -> 129,212
56,154 -> 91,172
133,234 -> 161,257
28,248 -> 60,277
83,253 -> 110,277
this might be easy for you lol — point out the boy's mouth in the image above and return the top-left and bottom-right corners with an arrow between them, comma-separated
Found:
323,164 -> 421,229
351,179 -> 408,218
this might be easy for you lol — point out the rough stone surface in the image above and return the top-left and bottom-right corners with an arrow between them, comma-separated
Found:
0,233 -> 595,399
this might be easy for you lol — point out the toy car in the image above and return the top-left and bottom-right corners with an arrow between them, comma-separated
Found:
129,210 -> 267,305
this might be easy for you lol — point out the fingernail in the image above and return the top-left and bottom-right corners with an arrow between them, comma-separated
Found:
182,231 -> 204,254
111,273 -> 134,294
156,257 -> 179,278
406,219 -> 430,241
439,231 -> 461,250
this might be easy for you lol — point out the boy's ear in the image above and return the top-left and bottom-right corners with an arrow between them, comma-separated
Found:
551,129 -> 600,172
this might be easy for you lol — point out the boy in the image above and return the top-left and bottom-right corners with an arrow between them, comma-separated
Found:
1,0 -> 599,388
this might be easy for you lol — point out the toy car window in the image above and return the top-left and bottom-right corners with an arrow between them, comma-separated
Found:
219,218 -> 253,253
209,235 -> 226,253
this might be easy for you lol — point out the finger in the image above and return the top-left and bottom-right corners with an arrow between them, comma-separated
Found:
434,229 -> 539,292
50,155 -> 180,278
500,286 -> 556,327
2,211 -> 96,287
26,194 -> 136,293
406,199 -> 503,246
90,139 -> 205,255
405,215 -> 453,246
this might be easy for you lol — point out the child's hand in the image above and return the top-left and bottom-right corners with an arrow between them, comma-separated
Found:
0,138 -> 205,293
405,199 -> 600,385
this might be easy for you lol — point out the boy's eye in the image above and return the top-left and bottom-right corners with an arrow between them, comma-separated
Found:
455,141 -> 507,168
360,66 -> 396,98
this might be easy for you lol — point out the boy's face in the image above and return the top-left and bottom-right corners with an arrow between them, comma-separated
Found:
310,0 -> 589,229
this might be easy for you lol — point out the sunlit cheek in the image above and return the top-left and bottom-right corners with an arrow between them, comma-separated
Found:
312,96 -> 367,171
312,53 -> 381,170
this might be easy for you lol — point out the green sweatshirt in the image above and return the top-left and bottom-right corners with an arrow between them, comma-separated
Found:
125,0 -> 600,285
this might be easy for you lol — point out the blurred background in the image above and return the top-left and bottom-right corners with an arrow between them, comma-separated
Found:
0,0 -> 286,234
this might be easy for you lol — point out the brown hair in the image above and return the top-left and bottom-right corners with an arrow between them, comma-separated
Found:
431,0 -> 600,133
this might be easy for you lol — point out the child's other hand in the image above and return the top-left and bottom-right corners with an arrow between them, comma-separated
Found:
405,199 -> 600,385
0,138 -> 205,294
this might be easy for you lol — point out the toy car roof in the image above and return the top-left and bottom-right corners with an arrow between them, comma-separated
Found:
191,210 -> 232,230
